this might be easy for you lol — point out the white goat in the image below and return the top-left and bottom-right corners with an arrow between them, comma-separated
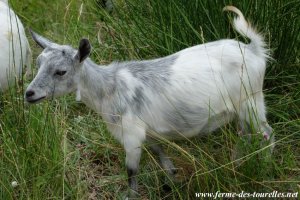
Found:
0,0 -> 31,91
25,6 -> 274,198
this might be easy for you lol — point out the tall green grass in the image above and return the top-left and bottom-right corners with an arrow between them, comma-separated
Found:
0,0 -> 299,199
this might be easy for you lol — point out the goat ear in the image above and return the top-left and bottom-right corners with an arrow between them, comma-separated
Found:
29,29 -> 53,49
75,38 -> 91,63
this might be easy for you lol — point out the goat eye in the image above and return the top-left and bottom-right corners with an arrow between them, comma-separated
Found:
55,70 -> 67,76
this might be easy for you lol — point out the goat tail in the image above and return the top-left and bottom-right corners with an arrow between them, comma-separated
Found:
223,6 -> 268,58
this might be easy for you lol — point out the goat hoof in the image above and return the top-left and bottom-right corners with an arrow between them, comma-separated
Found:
162,183 -> 172,192
170,168 -> 178,175
262,131 -> 270,140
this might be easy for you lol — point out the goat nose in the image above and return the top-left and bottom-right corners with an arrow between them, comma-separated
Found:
25,90 -> 35,98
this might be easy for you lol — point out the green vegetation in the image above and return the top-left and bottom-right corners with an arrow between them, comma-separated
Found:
1,0 -> 299,199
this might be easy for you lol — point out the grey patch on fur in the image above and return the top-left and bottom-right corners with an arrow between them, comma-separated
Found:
115,54 -> 177,88
81,59 -> 117,99
165,101 -> 208,132
99,54 -> 178,122
131,86 -> 147,113
42,47 -> 75,69
102,54 -> 178,121
110,114 -> 120,124
79,55 -> 177,123
110,85 -> 149,120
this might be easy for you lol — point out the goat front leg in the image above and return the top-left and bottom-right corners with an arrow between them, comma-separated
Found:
125,146 -> 141,198
120,123 -> 146,199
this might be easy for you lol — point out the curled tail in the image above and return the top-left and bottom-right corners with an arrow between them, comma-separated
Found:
223,6 -> 268,58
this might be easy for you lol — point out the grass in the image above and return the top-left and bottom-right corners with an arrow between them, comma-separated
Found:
1,0 -> 300,199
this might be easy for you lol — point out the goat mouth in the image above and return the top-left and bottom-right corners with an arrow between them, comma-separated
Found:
26,96 -> 46,104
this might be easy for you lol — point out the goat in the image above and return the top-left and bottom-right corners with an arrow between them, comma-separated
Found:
0,0 -> 31,91
25,6 -> 274,198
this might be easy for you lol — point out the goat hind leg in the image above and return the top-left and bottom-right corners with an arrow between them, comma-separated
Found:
149,143 -> 177,176
238,93 -> 275,152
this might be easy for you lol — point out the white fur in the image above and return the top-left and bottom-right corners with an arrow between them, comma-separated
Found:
0,1 -> 31,91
